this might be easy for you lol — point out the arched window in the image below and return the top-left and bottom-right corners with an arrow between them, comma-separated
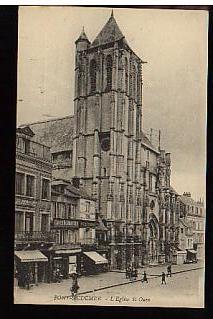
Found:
90,59 -> 96,93
78,71 -> 82,96
132,65 -> 136,98
106,55 -> 113,91
125,57 -> 128,92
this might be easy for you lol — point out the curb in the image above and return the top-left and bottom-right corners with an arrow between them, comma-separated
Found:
78,266 -> 203,295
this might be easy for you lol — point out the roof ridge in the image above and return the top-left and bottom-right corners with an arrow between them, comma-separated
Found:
90,13 -> 125,48
19,114 -> 74,127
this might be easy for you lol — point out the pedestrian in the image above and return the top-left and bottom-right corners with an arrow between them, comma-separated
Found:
25,271 -> 31,290
133,268 -> 138,280
70,275 -> 79,297
167,265 -> 172,277
161,272 -> 166,285
141,271 -> 148,283
125,267 -> 130,279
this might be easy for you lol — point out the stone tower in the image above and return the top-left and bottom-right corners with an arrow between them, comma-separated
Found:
73,12 -> 151,268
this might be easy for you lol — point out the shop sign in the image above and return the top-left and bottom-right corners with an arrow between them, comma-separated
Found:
15,196 -> 36,208
79,220 -> 95,228
53,219 -> 79,228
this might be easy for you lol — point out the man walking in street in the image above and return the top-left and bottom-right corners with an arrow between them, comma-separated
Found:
141,271 -> 148,284
70,273 -> 79,298
161,272 -> 166,285
167,264 -> 172,277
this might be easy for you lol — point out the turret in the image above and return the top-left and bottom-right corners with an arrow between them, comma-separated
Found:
75,27 -> 90,51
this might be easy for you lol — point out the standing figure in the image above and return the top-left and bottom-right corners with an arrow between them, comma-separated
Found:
167,265 -> 172,277
126,267 -> 130,279
133,268 -> 138,280
70,274 -> 79,297
161,272 -> 166,285
25,271 -> 31,290
141,271 -> 148,283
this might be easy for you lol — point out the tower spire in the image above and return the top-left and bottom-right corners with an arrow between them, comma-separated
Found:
111,9 -> 114,17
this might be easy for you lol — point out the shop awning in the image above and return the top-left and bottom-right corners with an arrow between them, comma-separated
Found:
15,250 -> 48,263
188,250 -> 197,254
83,251 -> 108,264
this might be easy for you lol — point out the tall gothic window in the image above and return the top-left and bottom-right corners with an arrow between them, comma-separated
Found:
125,57 -> 128,92
78,71 -> 82,96
90,59 -> 97,93
106,55 -> 113,91
132,65 -> 136,98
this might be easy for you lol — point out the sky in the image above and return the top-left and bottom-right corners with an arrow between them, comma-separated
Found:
17,6 -> 208,201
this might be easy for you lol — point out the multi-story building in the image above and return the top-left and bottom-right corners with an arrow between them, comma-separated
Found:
21,12 -> 177,270
15,126 -> 53,286
50,178 -> 107,279
177,192 -> 205,261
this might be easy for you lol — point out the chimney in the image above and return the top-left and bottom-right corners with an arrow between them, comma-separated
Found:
183,192 -> 191,197
72,176 -> 80,189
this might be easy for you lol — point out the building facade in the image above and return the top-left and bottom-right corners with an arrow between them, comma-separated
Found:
22,13 -> 180,270
50,178 -> 107,279
72,13 -> 176,268
178,192 -> 205,261
15,126 -> 53,286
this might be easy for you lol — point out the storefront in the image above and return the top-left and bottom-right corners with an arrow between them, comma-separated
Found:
186,249 -> 197,263
14,250 -> 48,287
82,251 -> 108,275
49,246 -> 82,281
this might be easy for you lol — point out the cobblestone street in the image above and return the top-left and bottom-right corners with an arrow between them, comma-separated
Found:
14,261 -> 204,307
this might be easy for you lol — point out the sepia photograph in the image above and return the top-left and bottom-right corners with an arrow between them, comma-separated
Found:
14,6 -> 207,308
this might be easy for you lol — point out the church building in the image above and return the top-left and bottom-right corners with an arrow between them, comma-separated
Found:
23,12 -> 179,270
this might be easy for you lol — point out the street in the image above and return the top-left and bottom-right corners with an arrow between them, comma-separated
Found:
14,261 -> 204,308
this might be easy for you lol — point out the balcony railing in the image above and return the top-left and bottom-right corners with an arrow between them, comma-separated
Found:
15,231 -> 55,242
106,235 -> 143,244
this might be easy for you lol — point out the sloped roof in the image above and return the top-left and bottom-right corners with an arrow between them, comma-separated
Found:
17,126 -> 35,137
91,13 -> 125,48
52,178 -> 96,201
20,115 -> 157,155
141,131 -> 159,153
66,184 -> 96,201
52,167 -> 74,181
76,27 -> 90,44
179,195 -> 197,206
20,115 -> 74,153
170,186 -> 179,195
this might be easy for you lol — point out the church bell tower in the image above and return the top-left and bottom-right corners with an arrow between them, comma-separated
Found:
73,12 -> 144,264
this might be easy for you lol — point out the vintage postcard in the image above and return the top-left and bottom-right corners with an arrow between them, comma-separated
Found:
14,6 -> 207,307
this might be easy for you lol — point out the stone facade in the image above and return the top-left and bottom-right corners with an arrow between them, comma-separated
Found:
177,192 -> 205,260
72,13 -> 177,269
15,126 -> 53,285
22,13 -> 181,270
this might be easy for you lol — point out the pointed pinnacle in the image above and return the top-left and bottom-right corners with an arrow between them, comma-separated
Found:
111,9 -> 114,17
